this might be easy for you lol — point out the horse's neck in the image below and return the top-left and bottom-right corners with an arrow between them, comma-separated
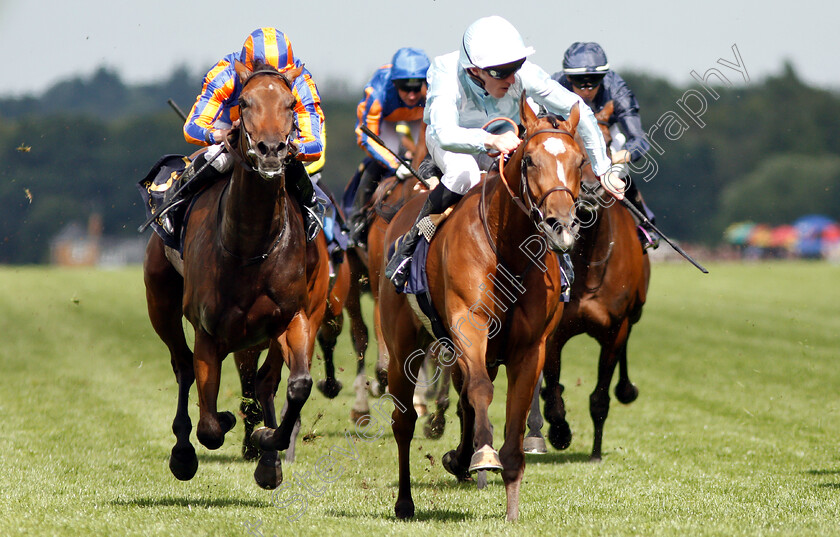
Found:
220,168 -> 285,257
485,164 -> 541,274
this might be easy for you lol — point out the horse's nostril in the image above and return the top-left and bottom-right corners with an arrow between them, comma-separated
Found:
256,141 -> 269,157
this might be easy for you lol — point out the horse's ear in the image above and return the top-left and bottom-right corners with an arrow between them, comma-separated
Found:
566,101 -> 581,132
519,90 -> 537,128
600,100 -> 615,121
235,60 -> 251,85
285,64 -> 303,84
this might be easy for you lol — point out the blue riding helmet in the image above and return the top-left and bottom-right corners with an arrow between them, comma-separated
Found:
240,27 -> 296,72
391,47 -> 431,80
563,42 -> 610,76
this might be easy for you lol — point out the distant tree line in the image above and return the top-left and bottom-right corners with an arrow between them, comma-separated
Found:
0,63 -> 838,263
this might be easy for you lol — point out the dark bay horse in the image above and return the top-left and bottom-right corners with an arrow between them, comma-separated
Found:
377,97 -> 585,521
528,101 -> 651,461
143,60 -> 329,489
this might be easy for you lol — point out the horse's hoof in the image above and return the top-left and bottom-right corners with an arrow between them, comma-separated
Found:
468,444 -> 503,474
548,421 -> 573,451
523,435 -> 548,454
169,445 -> 198,481
219,411 -> 237,433
615,381 -> 639,404
395,499 -> 415,519
423,412 -> 446,439
350,408 -> 369,423
316,378 -> 343,399
442,450 -> 472,482
254,452 -> 283,489
589,454 -> 603,463
476,470 -> 488,490
197,414 -> 235,450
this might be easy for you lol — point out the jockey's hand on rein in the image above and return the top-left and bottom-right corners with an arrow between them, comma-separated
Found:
484,131 -> 521,155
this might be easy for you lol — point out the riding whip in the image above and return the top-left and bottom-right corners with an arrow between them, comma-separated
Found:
619,197 -> 709,274
359,125 -> 431,189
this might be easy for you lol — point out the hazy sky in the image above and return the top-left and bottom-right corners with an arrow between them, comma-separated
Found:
1,0 -> 838,98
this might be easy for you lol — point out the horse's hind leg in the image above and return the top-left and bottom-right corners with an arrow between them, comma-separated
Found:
235,348 -> 263,461
614,332 -> 639,404
144,236 -> 198,481
523,373 -> 547,454
251,314 -> 313,472
346,255 -> 372,421
250,341 -> 285,489
316,306 -> 344,399
424,352 -> 451,440
193,330 -> 237,451
543,335 -> 572,450
590,320 -> 630,461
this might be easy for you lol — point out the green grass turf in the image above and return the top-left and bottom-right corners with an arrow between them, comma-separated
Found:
0,261 -> 837,536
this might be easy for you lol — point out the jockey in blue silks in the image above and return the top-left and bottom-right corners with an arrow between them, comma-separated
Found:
385,16 -> 625,290
348,47 -> 430,246
553,42 -> 660,250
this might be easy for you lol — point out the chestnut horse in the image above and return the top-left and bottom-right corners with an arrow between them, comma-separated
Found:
143,60 -> 329,489
528,101 -> 651,460
378,96 -> 585,521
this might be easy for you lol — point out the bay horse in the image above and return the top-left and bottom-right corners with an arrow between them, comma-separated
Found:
526,100 -> 651,460
377,96 -> 584,521
143,60 -> 329,489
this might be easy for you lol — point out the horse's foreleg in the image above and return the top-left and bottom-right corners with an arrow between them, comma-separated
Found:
193,330 -> 236,451
499,345 -> 545,522
590,320 -> 630,461
235,347 -> 263,461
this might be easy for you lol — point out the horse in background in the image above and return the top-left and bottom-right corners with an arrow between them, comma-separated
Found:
377,96 -> 585,520
143,60 -> 330,490
526,100 -> 651,461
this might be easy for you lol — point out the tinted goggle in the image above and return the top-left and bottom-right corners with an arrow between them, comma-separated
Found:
483,58 -> 526,80
394,78 -> 425,93
568,74 -> 605,90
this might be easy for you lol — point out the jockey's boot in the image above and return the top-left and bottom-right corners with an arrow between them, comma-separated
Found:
161,151 -> 226,233
385,182 -> 463,291
287,161 -> 325,242
625,180 -> 660,251
349,162 -> 386,248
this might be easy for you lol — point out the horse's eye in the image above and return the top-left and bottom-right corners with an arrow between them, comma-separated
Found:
239,98 -> 249,110
523,155 -> 534,168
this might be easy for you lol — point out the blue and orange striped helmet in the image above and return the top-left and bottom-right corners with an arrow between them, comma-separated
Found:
239,28 -> 296,72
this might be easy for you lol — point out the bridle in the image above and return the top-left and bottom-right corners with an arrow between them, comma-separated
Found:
224,69 -> 296,180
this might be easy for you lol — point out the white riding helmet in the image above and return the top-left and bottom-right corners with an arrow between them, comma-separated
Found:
460,16 -> 535,69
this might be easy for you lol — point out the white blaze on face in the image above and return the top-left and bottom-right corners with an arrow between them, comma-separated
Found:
268,83 -> 275,90
542,138 -> 567,186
